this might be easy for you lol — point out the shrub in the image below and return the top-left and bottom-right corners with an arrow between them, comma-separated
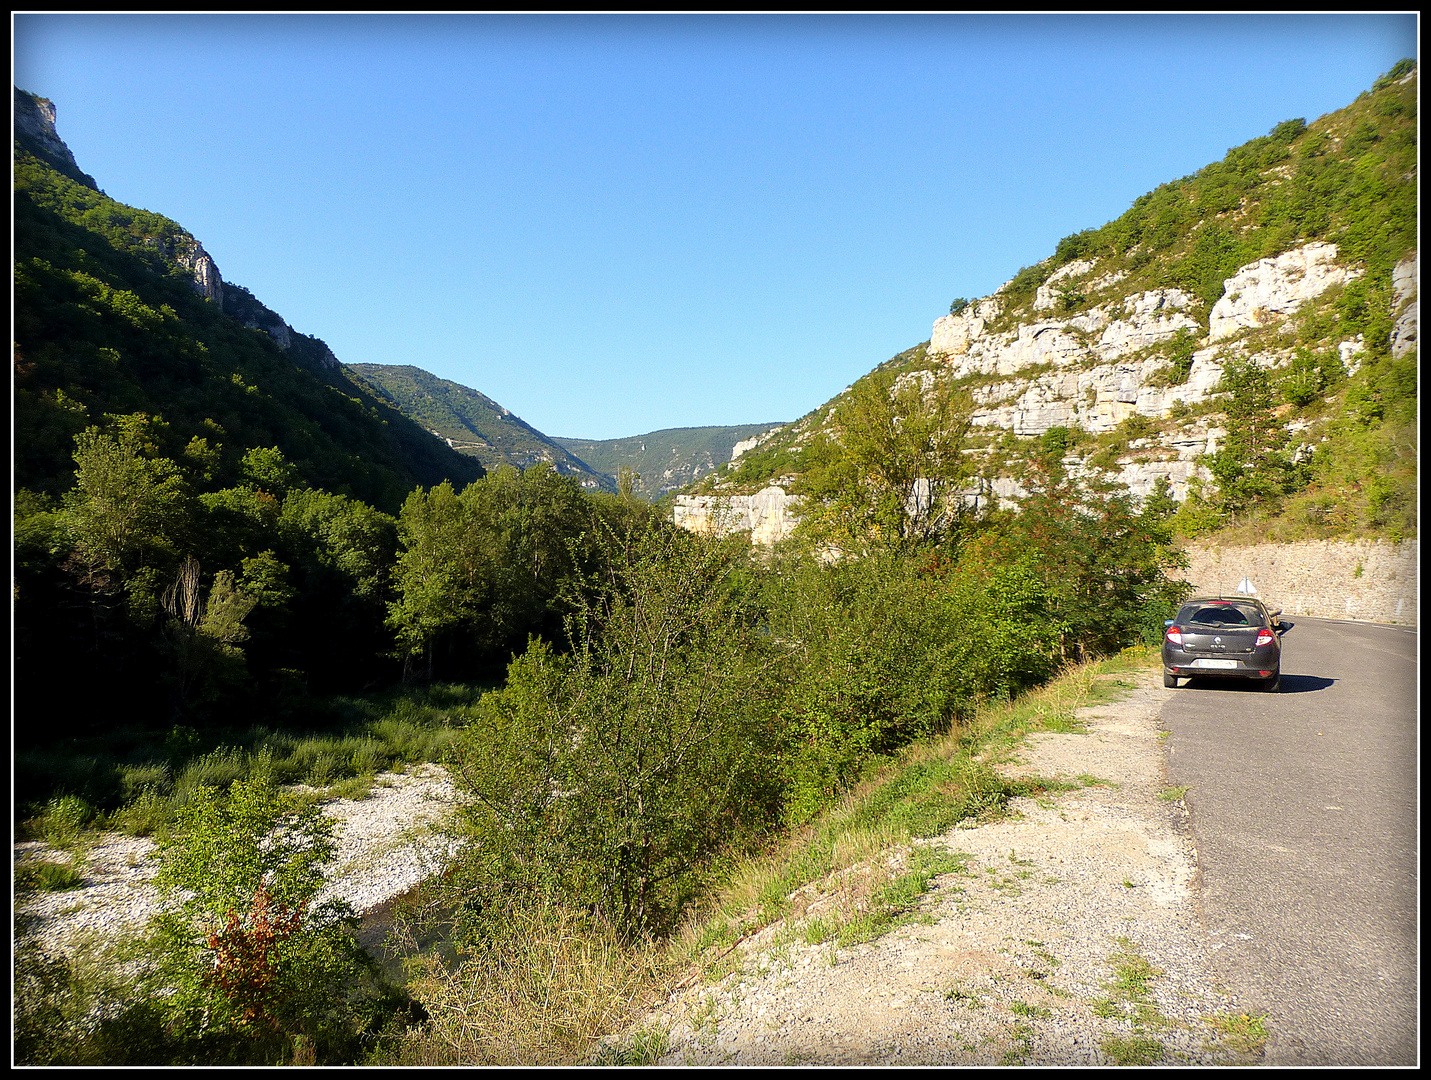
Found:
765,551 -> 1061,823
447,523 -> 780,939
36,795 -> 97,847
139,754 -> 394,1061
16,858 -> 85,892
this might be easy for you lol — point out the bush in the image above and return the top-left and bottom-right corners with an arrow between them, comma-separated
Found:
765,551 -> 1061,824
135,754 -> 397,1061
390,898 -> 655,1066
447,523 -> 780,939
16,858 -> 85,892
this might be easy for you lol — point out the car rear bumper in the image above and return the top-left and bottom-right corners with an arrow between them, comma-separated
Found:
1162,649 -> 1279,678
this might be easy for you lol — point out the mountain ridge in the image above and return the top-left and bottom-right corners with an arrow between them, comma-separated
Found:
552,423 -> 788,500
677,63 -> 1417,548
347,363 -> 614,491
14,86 -> 485,512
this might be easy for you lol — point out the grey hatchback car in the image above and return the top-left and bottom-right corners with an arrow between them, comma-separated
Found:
1162,596 -> 1290,692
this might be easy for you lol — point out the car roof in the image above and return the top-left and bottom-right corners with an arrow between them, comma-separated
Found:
1182,595 -> 1268,606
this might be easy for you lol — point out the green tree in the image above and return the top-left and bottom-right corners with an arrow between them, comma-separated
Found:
971,466 -> 1188,662
1203,359 -> 1302,517
62,421 -> 191,583
158,555 -> 260,718
797,369 -> 975,555
765,550 -> 1060,822
145,756 -> 382,1059
388,464 -> 592,679
447,522 -> 777,938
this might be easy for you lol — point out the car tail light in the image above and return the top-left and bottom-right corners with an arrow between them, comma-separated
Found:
1255,628 -> 1275,646
1166,625 -> 1183,646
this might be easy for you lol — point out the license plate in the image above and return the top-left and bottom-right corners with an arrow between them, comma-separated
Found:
1193,658 -> 1239,669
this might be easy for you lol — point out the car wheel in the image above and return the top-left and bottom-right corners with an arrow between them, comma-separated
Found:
1164,671 -> 1179,688
1262,673 -> 1281,693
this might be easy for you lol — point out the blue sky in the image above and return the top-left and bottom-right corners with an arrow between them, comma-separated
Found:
13,14 -> 1418,440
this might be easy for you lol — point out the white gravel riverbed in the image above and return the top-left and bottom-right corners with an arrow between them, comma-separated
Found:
14,763 -> 464,958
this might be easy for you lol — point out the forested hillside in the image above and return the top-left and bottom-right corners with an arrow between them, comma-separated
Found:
13,87 -> 489,736
553,423 -> 787,499
349,363 -> 613,491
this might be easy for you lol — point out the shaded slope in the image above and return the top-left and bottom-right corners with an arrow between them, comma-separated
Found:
14,88 -> 484,514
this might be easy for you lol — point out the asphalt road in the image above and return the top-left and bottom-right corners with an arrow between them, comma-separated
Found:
1160,615 -> 1418,1066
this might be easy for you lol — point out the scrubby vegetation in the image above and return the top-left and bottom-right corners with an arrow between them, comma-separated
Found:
13,65 -> 1413,1064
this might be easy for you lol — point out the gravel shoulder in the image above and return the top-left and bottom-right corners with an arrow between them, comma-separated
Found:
638,668 -> 1267,1066
14,763 -> 463,959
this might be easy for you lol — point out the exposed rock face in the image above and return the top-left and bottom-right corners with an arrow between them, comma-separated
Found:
682,241 -> 1378,547
1032,258 -> 1096,311
926,241 -> 1368,497
174,238 -> 225,308
673,485 -> 801,546
1207,242 -> 1360,342
1390,252 -> 1418,359
13,87 -> 97,188
731,427 -> 780,461
221,283 -> 311,355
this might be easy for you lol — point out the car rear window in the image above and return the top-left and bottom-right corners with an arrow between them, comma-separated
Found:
1179,602 -> 1264,627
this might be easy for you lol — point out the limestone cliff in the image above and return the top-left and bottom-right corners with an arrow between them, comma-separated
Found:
13,87 -> 97,189
14,86 -> 334,371
677,66 -> 1416,548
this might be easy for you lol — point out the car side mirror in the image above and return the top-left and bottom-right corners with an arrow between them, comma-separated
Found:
1164,619 -> 1175,627
1276,620 -> 1292,634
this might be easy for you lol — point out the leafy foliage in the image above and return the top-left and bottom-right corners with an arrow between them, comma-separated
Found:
139,758 -> 396,1057
795,368 -> 975,555
448,522 -> 779,938
965,467 -> 1189,662
1201,360 -> 1305,518
388,464 -> 604,680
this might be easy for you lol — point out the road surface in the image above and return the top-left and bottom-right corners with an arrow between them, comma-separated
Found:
1161,615 -> 1418,1065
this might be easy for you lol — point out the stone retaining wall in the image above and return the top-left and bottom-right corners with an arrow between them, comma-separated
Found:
1176,539 -> 1418,626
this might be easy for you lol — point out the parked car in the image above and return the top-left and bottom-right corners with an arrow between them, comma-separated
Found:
1161,596 -> 1291,692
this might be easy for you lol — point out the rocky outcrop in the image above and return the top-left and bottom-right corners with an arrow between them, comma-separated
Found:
1176,540 -> 1417,625
1207,242 -> 1360,342
222,282 -> 306,352
13,87 -> 97,189
1391,252 -> 1418,359
731,427 -> 781,461
682,239 -> 1396,547
1032,258 -> 1096,310
924,241 -> 1375,499
174,238 -> 225,307
673,485 -> 801,546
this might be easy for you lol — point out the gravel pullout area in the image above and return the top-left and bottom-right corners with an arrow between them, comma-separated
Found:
14,763 -> 463,959
639,669 -> 1267,1066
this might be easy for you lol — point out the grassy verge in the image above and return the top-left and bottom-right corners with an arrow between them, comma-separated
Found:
665,649 -> 1151,979
381,649 -> 1156,1065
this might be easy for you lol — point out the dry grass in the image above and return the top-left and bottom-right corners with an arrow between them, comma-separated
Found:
387,898 -> 662,1066
385,650 -> 1157,1064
